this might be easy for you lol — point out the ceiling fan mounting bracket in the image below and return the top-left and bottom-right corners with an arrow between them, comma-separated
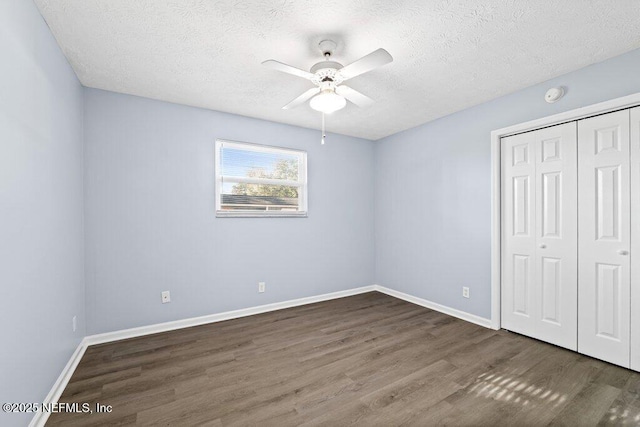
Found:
318,39 -> 337,58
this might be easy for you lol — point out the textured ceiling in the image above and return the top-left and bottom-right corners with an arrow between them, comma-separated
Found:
35,0 -> 640,140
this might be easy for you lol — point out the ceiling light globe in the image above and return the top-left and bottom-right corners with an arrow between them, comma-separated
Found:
309,91 -> 346,114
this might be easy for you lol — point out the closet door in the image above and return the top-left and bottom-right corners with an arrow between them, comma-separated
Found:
534,124 -> 578,349
502,122 -> 577,350
502,131 -> 536,337
631,106 -> 640,372
578,110 -> 631,367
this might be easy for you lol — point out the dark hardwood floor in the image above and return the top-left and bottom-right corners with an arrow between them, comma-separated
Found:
47,292 -> 640,426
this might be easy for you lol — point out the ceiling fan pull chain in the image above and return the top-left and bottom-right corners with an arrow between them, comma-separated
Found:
321,112 -> 326,145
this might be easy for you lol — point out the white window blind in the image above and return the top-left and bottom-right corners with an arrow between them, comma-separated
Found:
215,140 -> 307,217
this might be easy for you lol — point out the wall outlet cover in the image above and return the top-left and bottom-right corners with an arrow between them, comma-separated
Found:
161,291 -> 171,303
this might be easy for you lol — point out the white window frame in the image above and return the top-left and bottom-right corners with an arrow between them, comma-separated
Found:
215,139 -> 308,218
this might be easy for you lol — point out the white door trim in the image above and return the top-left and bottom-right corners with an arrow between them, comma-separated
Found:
630,107 -> 640,371
490,92 -> 640,330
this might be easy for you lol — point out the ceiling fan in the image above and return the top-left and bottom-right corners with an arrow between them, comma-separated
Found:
262,40 -> 393,114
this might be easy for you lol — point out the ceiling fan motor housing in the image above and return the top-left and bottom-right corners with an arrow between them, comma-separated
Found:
310,62 -> 344,86
310,61 -> 343,73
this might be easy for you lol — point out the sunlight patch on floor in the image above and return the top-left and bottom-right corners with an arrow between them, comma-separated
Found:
605,406 -> 640,424
469,372 -> 567,408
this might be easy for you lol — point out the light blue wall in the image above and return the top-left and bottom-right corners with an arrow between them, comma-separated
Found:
83,88 -> 375,334
0,1 -> 85,426
374,48 -> 640,320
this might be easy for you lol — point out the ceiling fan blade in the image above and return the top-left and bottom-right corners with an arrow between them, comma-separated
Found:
335,85 -> 374,107
339,48 -> 393,81
262,60 -> 315,80
282,87 -> 320,110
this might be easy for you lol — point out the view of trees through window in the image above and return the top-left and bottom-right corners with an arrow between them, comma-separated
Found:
231,159 -> 298,197
217,141 -> 306,215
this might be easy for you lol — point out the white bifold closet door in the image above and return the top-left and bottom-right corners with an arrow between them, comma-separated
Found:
578,109 -> 631,367
502,122 -> 578,350
631,106 -> 640,372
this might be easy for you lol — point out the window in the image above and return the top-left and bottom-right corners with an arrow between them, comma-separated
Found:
215,140 -> 307,217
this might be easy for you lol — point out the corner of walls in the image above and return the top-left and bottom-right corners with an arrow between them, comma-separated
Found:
372,139 -> 382,284
82,86 -> 94,337
80,85 -> 88,341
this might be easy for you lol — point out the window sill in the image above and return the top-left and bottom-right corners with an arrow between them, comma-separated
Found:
216,211 -> 308,218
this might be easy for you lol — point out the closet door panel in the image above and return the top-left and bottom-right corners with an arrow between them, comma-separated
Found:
534,123 -> 578,350
631,106 -> 640,371
502,122 -> 577,349
578,110 -> 631,367
502,132 -> 536,336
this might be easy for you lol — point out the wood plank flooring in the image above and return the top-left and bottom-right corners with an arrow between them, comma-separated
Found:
47,292 -> 640,426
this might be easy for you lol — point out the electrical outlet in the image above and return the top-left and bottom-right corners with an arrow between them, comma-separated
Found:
258,282 -> 266,293
161,291 -> 171,303
72,316 -> 77,332
462,287 -> 470,299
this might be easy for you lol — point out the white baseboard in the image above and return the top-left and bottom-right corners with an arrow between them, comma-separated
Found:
31,283 -> 492,426
374,285 -> 494,329
29,341 -> 88,427
84,285 -> 376,346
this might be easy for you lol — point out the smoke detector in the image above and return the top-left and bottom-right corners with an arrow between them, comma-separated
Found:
545,87 -> 565,103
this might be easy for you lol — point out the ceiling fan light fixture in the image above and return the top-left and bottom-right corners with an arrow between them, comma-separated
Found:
309,90 -> 346,114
